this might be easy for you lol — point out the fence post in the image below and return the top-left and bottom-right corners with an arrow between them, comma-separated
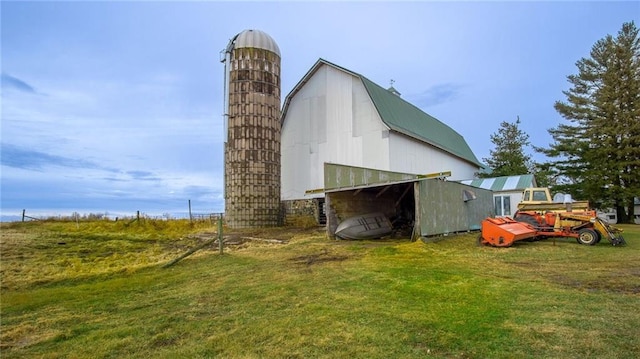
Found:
22,209 -> 26,222
218,215 -> 223,255
188,199 -> 193,223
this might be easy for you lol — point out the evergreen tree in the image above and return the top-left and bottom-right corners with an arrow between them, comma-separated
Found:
481,117 -> 533,178
531,162 -> 559,188
538,22 -> 640,223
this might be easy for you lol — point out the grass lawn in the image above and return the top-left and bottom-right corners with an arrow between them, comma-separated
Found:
1,220 -> 638,358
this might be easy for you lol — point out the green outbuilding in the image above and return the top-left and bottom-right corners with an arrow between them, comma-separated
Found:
323,163 -> 493,240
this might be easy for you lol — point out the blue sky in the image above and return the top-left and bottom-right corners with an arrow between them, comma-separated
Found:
1,1 -> 638,220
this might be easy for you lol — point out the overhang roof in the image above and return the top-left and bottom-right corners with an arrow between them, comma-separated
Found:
281,58 -> 482,167
459,174 -> 536,192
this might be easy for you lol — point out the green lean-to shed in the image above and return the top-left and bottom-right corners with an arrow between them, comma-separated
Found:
323,163 -> 493,239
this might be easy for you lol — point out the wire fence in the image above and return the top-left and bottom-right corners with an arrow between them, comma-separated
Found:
19,209 -> 223,225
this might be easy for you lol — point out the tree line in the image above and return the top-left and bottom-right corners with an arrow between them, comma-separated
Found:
481,21 -> 639,223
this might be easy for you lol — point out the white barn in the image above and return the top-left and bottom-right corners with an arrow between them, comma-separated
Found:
281,59 -> 483,204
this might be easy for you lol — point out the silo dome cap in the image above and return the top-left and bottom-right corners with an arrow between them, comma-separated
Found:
226,29 -> 280,56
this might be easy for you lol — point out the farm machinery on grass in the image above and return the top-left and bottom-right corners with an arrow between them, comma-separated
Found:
478,210 -> 626,247
478,187 -> 625,247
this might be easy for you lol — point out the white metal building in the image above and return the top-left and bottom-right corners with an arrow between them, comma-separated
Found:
459,174 -> 537,217
281,59 -> 483,202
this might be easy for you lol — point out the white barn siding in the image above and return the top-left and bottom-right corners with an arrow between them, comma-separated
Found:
387,134 -> 478,180
281,65 -> 390,200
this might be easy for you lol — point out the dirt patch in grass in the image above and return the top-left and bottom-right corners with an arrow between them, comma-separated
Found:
506,256 -> 640,294
223,226 -> 326,241
289,248 -> 351,266
548,273 -> 640,294
187,226 -> 327,246
331,238 -> 411,248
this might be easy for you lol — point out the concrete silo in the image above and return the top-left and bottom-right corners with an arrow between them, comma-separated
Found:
221,29 -> 281,228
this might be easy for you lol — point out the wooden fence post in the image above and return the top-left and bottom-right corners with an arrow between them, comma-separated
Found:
22,209 -> 26,222
218,214 -> 223,255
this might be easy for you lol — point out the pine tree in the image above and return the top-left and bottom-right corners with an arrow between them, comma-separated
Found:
538,22 -> 640,223
481,117 -> 533,178
531,162 -> 559,188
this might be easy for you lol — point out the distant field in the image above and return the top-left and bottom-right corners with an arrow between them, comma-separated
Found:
1,220 -> 638,358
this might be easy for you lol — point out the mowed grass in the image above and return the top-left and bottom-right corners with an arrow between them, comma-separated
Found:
1,221 -> 639,358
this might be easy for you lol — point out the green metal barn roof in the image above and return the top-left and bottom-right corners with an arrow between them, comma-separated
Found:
459,174 -> 536,192
281,58 -> 483,167
359,76 -> 482,167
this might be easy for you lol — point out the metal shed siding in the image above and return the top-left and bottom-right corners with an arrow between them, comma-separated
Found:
418,180 -> 493,236
323,163 -> 416,191
323,164 -> 418,239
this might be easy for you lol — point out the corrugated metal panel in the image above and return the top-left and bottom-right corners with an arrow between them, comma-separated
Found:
460,174 -> 535,192
419,180 -> 493,236
466,179 -> 483,187
504,176 -> 521,190
517,174 -> 534,189
479,178 -> 495,190
324,163 -> 416,191
490,177 -> 507,191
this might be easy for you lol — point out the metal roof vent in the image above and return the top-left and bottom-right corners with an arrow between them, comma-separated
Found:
387,79 -> 401,97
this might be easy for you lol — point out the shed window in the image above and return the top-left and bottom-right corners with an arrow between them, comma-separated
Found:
494,195 -> 511,217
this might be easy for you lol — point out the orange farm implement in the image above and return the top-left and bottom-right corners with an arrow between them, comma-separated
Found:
478,211 -> 626,247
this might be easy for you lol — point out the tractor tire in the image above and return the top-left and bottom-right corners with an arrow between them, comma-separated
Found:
576,228 -> 599,245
